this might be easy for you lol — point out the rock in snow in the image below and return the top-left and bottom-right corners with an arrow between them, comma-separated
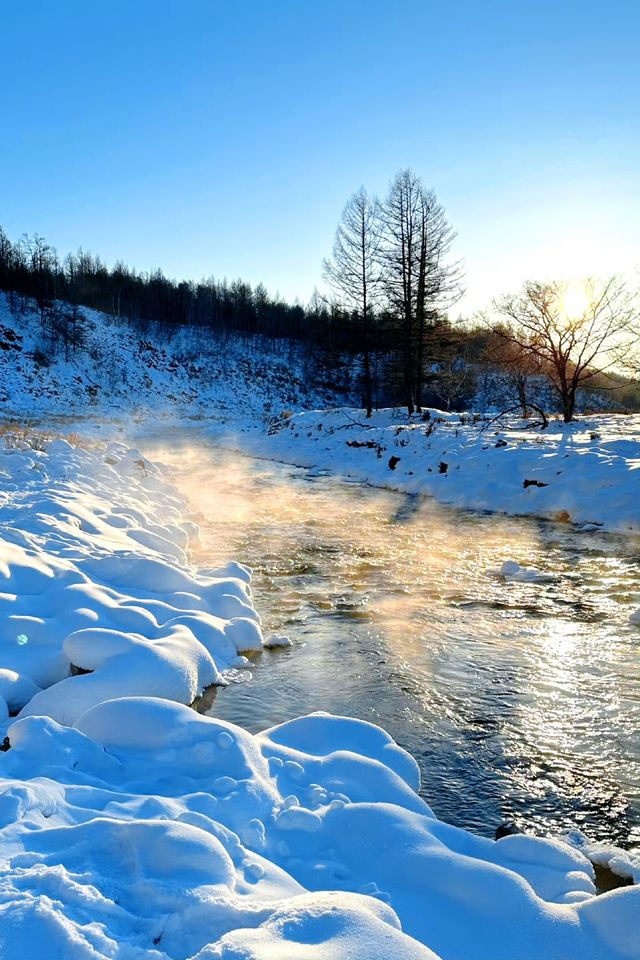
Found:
0,434 -> 639,960
264,633 -> 293,648
489,559 -> 555,583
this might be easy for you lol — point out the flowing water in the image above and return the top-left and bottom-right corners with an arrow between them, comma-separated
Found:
144,430 -> 640,847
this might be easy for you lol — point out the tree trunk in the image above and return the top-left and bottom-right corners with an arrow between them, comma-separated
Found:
363,313 -> 373,417
516,379 -> 529,418
563,390 -> 576,423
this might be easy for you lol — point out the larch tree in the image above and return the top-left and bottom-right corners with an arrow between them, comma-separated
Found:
413,187 -> 463,411
323,187 -> 382,416
493,277 -> 636,422
379,169 -> 462,414
379,169 -> 421,414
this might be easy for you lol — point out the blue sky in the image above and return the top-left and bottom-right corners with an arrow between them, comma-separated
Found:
1,0 -> 638,314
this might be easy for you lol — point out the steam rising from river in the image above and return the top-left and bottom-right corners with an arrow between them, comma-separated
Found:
143,436 -> 640,845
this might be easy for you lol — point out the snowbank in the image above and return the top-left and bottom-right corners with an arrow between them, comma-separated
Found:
0,433 -> 262,727
261,407 -> 640,533
0,697 -> 638,959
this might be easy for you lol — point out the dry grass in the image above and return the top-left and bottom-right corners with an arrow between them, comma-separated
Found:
0,421 -> 93,451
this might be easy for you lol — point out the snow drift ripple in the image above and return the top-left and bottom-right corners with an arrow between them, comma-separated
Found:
0,434 -> 262,726
0,698 -> 638,959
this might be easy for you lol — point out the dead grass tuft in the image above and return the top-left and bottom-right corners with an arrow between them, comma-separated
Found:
0,421 -> 93,451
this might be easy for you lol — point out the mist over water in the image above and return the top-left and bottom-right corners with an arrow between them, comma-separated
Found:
144,430 -> 640,846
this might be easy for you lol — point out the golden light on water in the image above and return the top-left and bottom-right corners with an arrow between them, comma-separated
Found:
138,434 -> 640,843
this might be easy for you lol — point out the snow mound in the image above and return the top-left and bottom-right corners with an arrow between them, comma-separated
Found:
264,633 -> 293,648
489,559 -> 555,583
564,829 -> 640,885
0,697 -> 637,959
0,436 -> 263,727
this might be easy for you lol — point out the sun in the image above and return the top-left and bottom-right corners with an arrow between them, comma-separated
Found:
559,280 -> 591,322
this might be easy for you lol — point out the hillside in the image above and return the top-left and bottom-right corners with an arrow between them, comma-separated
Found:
0,294 -> 347,419
1,293 -> 630,424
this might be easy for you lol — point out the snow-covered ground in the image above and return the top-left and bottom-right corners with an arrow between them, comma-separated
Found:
0,433 -> 262,728
255,407 -> 640,534
3,696 -> 640,960
1,431 -> 639,959
0,293 -> 340,419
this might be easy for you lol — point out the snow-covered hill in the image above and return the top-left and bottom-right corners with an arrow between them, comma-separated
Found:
1,293 -> 627,427
0,293 -> 345,419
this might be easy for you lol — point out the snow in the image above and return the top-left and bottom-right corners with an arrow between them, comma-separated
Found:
1,296 -> 639,956
256,406 -> 640,533
264,633 -> 293,648
0,293 -> 340,420
489,559 -> 555,582
564,830 -> 640,885
0,433 -> 263,728
0,698 -> 638,959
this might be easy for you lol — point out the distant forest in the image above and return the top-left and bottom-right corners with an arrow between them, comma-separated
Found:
1,191 -> 638,417
0,213 -> 466,410
0,225 -> 328,344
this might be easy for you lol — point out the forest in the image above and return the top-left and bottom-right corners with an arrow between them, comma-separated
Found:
1,167 -> 638,420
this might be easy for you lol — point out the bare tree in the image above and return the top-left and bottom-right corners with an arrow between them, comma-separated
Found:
379,170 -> 421,413
414,189 -> 463,411
323,187 -> 382,416
431,351 -> 475,411
493,277 -> 636,422
483,326 -> 544,417
380,170 -> 463,414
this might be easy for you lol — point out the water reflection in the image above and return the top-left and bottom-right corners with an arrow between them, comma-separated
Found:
143,433 -> 640,847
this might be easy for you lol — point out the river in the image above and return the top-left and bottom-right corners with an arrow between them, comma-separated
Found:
143,429 -> 640,848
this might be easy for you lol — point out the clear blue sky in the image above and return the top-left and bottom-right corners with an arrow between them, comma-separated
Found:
1,0 -> 638,315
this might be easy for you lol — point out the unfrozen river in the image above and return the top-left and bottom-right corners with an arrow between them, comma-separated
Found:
144,431 -> 640,847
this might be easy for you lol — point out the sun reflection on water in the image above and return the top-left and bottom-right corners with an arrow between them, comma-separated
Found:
143,433 -> 640,845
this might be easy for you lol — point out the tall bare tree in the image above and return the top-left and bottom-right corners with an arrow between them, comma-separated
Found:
323,187 -> 382,416
379,169 -> 462,413
493,277 -> 636,422
414,188 -> 463,410
379,169 -> 421,413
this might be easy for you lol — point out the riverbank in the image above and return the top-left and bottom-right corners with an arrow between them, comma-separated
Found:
0,430 -> 262,728
254,407 -> 640,534
1,429 -> 640,959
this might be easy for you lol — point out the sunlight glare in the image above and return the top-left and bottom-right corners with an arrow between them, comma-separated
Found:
559,280 -> 591,322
